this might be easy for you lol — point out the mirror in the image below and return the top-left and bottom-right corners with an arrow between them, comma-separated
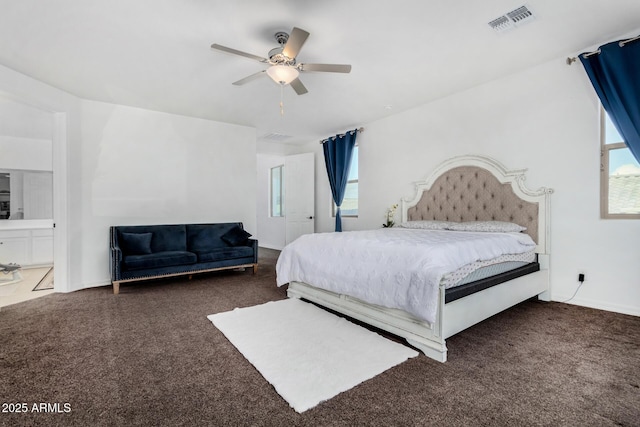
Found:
0,169 -> 53,220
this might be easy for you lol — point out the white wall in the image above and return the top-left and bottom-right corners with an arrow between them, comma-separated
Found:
0,136 -> 52,171
0,96 -> 53,140
0,64 -> 258,292
80,100 -> 257,287
302,54 -> 640,317
256,153 -> 286,250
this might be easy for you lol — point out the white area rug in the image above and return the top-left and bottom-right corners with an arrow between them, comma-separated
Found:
208,298 -> 418,413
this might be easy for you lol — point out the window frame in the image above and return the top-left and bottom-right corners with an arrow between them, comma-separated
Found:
270,164 -> 284,218
600,108 -> 640,219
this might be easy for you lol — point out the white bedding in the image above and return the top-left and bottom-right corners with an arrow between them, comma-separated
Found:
276,228 -> 536,324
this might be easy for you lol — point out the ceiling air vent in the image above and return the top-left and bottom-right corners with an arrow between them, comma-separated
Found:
261,132 -> 293,142
488,4 -> 536,33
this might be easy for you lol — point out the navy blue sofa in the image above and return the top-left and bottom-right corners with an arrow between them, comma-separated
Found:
109,222 -> 257,294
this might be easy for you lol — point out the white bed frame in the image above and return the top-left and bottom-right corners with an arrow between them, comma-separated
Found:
287,155 -> 553,362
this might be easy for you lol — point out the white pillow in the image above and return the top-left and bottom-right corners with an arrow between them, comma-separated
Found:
399,220 -> 455,230
446,221 -> 526,233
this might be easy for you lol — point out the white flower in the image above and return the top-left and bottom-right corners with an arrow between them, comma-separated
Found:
383,204 -> 399,227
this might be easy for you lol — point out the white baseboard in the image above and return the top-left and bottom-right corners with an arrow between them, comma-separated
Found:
551,294 -> 640,317
67,280 -> 111,293
259,243 -> 284,251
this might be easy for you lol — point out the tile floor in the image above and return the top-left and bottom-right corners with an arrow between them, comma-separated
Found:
0,266 -> 54,308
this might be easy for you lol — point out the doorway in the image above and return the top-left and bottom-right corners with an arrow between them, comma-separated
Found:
284,152 -> 315,245
256,152 -> 315,250
0,95 -> 64,306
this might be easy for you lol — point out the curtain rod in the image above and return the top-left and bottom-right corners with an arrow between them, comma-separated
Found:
319,127 -> 364,144
566,34 -> 640,65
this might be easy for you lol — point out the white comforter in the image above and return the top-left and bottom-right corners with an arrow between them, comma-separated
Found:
276,228 -> 536,324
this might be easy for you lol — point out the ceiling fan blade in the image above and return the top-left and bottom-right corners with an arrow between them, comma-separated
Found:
211,43 -> 268,63
282,27 -> 310,59
290,78 -> 308,95
232,70 -> 267,86
299,63 -> 352,73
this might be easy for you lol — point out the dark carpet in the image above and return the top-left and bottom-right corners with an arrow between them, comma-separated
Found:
0,248 -> 638,427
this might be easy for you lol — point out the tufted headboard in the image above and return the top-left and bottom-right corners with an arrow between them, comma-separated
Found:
401,155 -> 553,254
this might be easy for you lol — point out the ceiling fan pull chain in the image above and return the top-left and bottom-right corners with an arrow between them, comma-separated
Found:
280,83 -> 285,116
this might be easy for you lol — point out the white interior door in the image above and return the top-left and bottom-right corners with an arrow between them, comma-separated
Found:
285,153 -> 315,245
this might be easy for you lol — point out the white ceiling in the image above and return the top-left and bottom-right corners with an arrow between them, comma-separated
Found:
1,0 -> 639,146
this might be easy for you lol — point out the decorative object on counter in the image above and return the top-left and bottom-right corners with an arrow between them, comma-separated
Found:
383,204 -> 398,228
0,262 -> 23,286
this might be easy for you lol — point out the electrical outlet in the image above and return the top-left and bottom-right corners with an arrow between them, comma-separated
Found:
578,273 -> 585,283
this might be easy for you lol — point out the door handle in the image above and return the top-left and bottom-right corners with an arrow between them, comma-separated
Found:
307,216 -> 314,219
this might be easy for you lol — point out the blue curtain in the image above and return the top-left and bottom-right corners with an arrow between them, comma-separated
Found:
322,130 -> 357,232
579,37 -> 640,162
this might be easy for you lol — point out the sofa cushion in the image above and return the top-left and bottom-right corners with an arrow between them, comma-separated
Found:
149,225 -> 187,252
123,251 -> 197,271
120,232 -> 153,255
195,247 -> 254,263
188,227 -> 224,252
221,225 -> 252,246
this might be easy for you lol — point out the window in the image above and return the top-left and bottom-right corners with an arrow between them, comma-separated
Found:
333,146 -> 358,217
270,165 -> 284,217
601,109 -> 640,218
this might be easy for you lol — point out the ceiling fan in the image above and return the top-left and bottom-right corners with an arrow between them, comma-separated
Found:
211,27 -> 351,95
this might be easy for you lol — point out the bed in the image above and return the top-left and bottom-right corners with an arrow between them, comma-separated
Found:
276,155 -> 553,362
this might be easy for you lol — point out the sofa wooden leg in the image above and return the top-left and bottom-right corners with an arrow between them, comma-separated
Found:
113,282 -> 120,295
253,264 -> 258,274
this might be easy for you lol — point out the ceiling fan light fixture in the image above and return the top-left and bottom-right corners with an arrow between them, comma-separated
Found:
211,26 -> 350,95
266,65 -> 299,85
